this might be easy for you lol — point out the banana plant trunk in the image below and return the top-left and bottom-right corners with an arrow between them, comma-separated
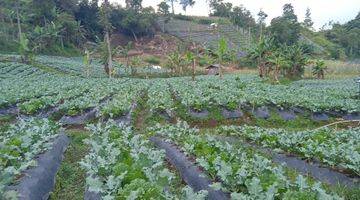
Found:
105,31 -> 113,78
16,0 -> 22,41
192,59 -> 196,81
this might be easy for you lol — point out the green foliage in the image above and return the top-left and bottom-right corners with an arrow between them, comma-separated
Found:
150,122 -> 343,199
166,51 -> 187,74
312,59 -> 327,79
172,14 -> 193,21
157,1 -> 170,15
18,34 -> 34,64
0,118 -> 60,197
113,7 -> 157,39
144,56 -> 161,65
303,8 -> 314,29
209,0 -> 233,18
269,4 -> 301,46
323,14 -> 360,58
283,44 -> 309,78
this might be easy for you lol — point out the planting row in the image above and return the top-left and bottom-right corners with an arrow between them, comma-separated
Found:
80,121 -> 208,199
169,76 -> 360,114
0,118 -> 62,198
148,122 -> 344,199
216,125 -> 360,177
1,62 -> 359,116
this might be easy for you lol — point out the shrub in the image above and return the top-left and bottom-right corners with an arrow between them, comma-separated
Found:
197,18 -> 214,25
173,14 -> 193,21
144,56 -> 161,65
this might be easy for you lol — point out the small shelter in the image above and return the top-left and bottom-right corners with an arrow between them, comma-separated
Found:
205,64 -> 220,75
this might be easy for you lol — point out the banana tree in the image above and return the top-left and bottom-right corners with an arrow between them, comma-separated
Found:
185,51 -> 196,81
100,0 -> 113,78
130,56 -> 142,77
217,37 -> 228,79
166,51 -> 183,74
119,41 -> 134,75
18,34 -> 34,64
268,51 -> 288,82
312,59 -> 327,79
284,45 -> 309,78
248,36 -> 274,78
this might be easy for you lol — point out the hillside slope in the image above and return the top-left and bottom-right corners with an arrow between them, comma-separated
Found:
157,17 -> 252,57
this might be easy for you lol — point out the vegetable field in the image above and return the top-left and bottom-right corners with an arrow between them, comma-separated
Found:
0,58 -> 359,200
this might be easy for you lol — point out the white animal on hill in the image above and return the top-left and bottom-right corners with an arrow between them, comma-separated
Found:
151,65 -> 162,70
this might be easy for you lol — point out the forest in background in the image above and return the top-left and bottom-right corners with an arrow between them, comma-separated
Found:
0,0 -> 359,59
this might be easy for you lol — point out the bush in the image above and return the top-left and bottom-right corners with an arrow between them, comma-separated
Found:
173,14 -> 193,21
197,18 -> 214,25
144,56 -> 161,65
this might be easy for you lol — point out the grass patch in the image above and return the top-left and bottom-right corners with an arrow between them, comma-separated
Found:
0,115 -> 15,125
253,111 -> 329,131
49,129 -> 89,200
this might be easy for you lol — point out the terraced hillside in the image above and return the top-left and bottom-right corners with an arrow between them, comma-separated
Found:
157,18 -> 252,56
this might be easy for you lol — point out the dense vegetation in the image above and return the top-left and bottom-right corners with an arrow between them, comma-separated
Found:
0,1 -> 359,198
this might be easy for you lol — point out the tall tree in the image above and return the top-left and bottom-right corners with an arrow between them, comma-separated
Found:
126,0 -> 143,13
15,0 -> 22,41
282,3 -> 297,22
158,1 -> 170,15
180,0 -> 195,12
167,0 -> 178,14
75,0 -> 102,41
269,3 -> 301,45
304,7 -> 314,29
257,9 -> 268,37
231,5 -> 255,28
209,0 -> 232,17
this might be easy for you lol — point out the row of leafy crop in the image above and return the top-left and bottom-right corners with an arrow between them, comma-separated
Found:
169,75 -> 360,113
147,79 -> 174,112
99,80 -> 148,118
36,56 -> 171,78
216,125 -> 360,176
148,122 -> 344,199
0,63 -> 71,108
36,56 -> 108,78
56,79 -> 128,117
169,75 -> 256,111
1,62 -> 138,116
0,62 -> 45,79
0,118 -> 61,198
80,121 -> 208,199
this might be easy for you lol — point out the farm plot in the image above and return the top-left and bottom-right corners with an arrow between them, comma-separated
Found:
148,122 -> 347,199
80,121 -> 208,199
36,55 -> 171,78
99,80 -> 148,119
1,58 -> 359,199
169,75 -> 360,121
0,118 -> 64,198
36,56 -> 108,78
217,125 -> 360,177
